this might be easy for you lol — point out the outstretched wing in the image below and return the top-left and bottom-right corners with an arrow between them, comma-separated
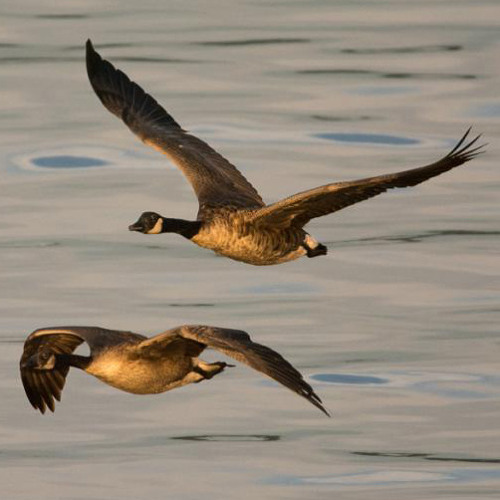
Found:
135,329 -> 206,359
19,326 -> 144,414
86,40 -> 264,212
174,325 -> 329,416
250,129 -> 485,229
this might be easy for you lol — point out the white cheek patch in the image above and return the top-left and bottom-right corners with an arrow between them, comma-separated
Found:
147,218 -> 163,234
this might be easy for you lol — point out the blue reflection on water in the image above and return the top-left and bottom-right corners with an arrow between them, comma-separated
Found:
312,373 -> 388,385
315,133 -> 419,145
468,102 -> 500,118
269,468 -> 500,486
32,155 -> 108,168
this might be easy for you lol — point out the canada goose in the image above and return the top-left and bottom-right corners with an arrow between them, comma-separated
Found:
86,40 -> 485,266
20,324 -> 329,416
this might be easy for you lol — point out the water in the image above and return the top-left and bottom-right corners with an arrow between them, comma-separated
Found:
1,1 -> 499,498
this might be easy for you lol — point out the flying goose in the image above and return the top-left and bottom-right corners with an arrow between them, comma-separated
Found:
86,40 -> 485,266
20,324 -> 329,416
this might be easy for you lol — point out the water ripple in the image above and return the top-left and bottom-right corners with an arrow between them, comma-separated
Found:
296,69 -> 476,80
114,56 -> 197,64
312,371 -> 500,399
353,451 -> 500,464
312,374 -> 388,385
195,38 -> 309,47
35,14 -> 88,20
315,132 -> 419,146
171,434 -> 280,442
334,230 -> 500,247
341,44 -> 462,55
311,114 -> 376,122
168,303 -> 215,308
271,468 -> 500,486
32,155 -> 108,169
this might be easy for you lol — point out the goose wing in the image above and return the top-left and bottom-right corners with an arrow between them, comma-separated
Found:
86,40 -> 264,212
142,325 -> 329,416
250,129 -> 485,229
20,326 -> 144,414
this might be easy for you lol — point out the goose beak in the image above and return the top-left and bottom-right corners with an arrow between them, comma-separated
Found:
21,355 -> 37,369
128,222 -> 143,232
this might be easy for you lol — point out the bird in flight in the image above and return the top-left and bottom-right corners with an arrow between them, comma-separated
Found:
20,324 -> 329,416
86,40 -> 484,266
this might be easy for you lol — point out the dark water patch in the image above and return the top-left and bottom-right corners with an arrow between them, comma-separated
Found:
32,155 -> 108,169
299,69 -> 373,76
312,373 -> 388,385
315,132 -> 418,146
296,68 -> 476,80
195,38 -> 309,47
353,451 -> 500,464
143,244 -> 170,250
341,44 -> 462,55
36,14 -> 88,20
172,434 -> 280,442
114,56 -> 197,64
386,72 -> 475,80
168,303 -> 215,308
311,114 -> 376,122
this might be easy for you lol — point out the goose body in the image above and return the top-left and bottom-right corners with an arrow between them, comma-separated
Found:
20,325 -> 329,416
83,342 -> 195,394
189,210 -> 312,265
87,40 -> 484,266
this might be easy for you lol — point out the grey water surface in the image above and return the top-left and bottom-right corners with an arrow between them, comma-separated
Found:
0,1 -> 499,499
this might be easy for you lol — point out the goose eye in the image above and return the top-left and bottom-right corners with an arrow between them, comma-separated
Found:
40,350 -> 51,362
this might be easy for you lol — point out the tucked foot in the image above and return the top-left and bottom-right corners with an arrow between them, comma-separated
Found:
193,361 -> 235,381
304,242 -> 328,258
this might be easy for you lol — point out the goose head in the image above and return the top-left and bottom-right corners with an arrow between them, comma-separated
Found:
21,349 -> 56,370
129,212 -> 164,234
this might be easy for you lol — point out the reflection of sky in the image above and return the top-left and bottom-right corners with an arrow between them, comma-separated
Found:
311,371 -> 500,400
468,102 -> 500,118
315,132 -> 419,145
271,468 -> 500,486
32,155 -> 108,168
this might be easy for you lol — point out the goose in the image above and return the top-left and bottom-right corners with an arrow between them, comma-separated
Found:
20,324 -> 329,416
86,40 -> 485,266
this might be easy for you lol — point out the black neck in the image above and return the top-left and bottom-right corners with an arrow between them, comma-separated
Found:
161,217 -> 202,239
56,354 -> 91,371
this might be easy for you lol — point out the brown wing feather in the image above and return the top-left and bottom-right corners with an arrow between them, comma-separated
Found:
20,329 -> 84,414
251,129 -> 485,229
177,325 -> 330,416
20,327 -> 145,414
136,330 -> 205,359
86,40 -> 264,211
